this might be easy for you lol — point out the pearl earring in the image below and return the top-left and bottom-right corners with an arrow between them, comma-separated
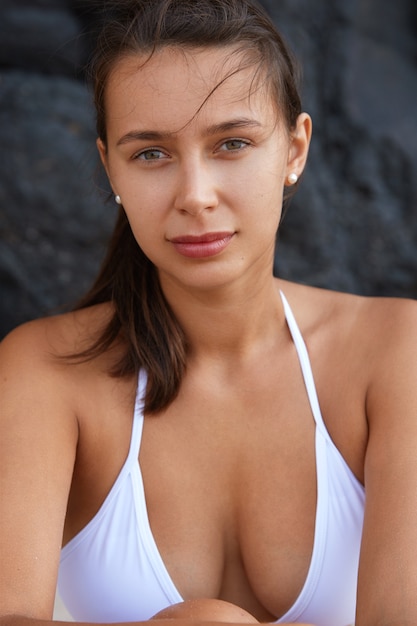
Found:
115,195 -> 122,205
287,173 -> 298,185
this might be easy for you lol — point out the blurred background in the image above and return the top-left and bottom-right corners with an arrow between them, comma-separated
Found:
1,0 -> 416,339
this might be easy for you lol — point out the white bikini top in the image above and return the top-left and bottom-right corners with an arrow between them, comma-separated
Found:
58,292 -> 365,626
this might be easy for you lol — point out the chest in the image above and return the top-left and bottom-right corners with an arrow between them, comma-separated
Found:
65,341 -> 366,621
136,371 -> 319,619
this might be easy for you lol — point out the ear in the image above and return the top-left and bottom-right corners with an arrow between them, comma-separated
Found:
286,113 -> 312,181
96,137 -> 108,169
96,137 -> 115,192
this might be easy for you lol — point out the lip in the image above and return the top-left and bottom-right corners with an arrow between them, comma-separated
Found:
169,231 -> 235,258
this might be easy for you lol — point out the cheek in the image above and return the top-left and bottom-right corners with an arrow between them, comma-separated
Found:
121,199 -> 164,262
241,177 -> 284,227
127,209 -> 159,243
128,222 -> 164,268
120,176 -> 171,231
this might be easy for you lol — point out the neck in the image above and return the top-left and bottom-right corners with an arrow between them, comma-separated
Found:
159,272 -> 286,362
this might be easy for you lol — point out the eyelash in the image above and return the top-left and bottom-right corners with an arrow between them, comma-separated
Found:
134,148 -> 168,161
217,138 -> 250,152
132,138 -> 251,162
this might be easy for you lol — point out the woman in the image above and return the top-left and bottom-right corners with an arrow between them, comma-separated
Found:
1,1 -> 417,626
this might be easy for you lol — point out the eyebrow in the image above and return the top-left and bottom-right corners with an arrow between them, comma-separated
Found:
116,118 -> 263,146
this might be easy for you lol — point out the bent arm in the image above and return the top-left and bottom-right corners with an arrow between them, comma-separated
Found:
356,299 -> 417,626
1,616 -> 314,626
0,322 -> 78,623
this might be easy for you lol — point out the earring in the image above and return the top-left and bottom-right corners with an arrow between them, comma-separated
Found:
115,195 -> 122,205
287,173 -> 298,185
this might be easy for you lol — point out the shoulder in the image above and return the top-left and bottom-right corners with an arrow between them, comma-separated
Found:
0,316 -> 63,389
1,302 -> 114,359
359,295 -> 417,414
0,304 -> 123,486
279,279 -> 417,396
0,303 -> 115,400
336,291 -> 417,378
279,278 -> 417,347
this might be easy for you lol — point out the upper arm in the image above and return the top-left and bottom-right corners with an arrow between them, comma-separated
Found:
0,322 -> 78,619
356,299 -> 417,625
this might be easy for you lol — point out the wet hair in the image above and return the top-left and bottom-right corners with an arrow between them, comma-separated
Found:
73,0 -> 302,413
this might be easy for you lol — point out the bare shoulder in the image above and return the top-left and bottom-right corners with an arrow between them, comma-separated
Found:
0,303 -> 113,373
358,294 -> 417,409
279,278 -> 417,348
348,288 -> 417,336
0,303 -> 117,418
338,290 -> 417,370
279,279 -> 417,411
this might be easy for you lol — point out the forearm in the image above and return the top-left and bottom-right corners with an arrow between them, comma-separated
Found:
0,614 -> 314,626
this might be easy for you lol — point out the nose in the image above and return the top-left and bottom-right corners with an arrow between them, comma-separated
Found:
173,157 -> 219,216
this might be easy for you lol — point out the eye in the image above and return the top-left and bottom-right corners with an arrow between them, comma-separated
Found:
218,139 -> 250,152
135,148 -> 168,161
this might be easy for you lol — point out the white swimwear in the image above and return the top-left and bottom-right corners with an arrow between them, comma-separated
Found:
58,292 -> 365,626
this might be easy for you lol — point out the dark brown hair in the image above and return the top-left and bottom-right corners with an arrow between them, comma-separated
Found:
74,0 -> 302,413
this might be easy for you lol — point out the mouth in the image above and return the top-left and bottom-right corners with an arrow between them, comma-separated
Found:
168,232 -> 235,258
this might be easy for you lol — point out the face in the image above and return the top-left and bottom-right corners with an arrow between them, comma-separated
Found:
98,46 -> 311,295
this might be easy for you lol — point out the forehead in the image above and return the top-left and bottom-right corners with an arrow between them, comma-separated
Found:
104,46 -> 275,137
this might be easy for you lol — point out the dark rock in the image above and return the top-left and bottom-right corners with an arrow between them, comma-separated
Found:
0,4 -> 85,76
0,71 -> 114,337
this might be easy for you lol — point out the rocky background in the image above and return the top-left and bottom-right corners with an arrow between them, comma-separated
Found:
1,0 -> 416,338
